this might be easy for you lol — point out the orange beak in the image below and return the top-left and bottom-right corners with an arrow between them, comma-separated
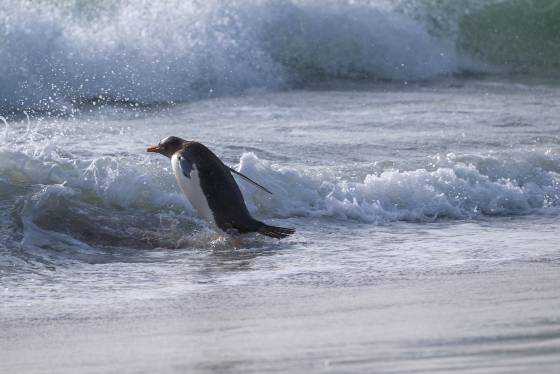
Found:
147,145 -> 160,153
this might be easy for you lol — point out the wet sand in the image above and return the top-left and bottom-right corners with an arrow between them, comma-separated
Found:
3,262 -> 560,373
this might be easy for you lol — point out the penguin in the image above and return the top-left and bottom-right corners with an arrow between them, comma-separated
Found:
147,136 -> 294,239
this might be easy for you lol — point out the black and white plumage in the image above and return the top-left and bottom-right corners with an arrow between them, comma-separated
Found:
147,136 -> 294,239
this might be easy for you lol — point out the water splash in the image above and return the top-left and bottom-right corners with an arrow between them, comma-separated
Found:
0,0 -> 467,113
0,116 -> 8,142
23,111 -> 31,138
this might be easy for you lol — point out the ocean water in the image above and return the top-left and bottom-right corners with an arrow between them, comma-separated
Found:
1,1 -> 560,373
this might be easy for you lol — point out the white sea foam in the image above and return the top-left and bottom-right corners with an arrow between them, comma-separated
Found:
0,142 -> 559,271
2,148 -> 559,234
237,152 -> 560,223
0,0 -> 466,112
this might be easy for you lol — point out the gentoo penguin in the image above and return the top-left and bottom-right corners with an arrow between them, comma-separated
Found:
147,136 -> 294,239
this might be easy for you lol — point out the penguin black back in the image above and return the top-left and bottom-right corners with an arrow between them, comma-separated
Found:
148,137 -> 295,239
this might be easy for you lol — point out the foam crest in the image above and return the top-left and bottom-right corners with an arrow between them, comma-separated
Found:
0,0 -> 465,112
1,146 -> 559,268
3,147 -> 559,235
0,148 -> 210,265
0,148 -> 187,208
238,152 -> 560,223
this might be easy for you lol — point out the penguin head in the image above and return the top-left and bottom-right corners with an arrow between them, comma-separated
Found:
147,136 -> 186,158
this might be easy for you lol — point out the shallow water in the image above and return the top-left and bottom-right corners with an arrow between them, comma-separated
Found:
1,78 -> 560,372
2,263 -> 560,374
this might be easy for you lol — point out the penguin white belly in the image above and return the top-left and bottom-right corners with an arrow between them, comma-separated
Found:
171,154 -> 215,225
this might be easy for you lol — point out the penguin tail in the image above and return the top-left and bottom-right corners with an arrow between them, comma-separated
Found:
258,224 -> 295,239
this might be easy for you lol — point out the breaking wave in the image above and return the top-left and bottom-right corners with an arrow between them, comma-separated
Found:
0,0 -> 467,113
2,0 -> 558,113
238,151 -> 560,222
1,144 -> 559,271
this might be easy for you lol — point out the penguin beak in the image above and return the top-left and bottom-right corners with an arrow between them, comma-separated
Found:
147,145 -> 160,153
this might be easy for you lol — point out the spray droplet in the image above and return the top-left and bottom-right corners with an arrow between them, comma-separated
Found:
0,116 -> 8,142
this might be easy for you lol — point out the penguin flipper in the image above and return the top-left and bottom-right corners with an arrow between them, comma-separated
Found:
178,156 -> 194,178
228,167 -> 273,195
